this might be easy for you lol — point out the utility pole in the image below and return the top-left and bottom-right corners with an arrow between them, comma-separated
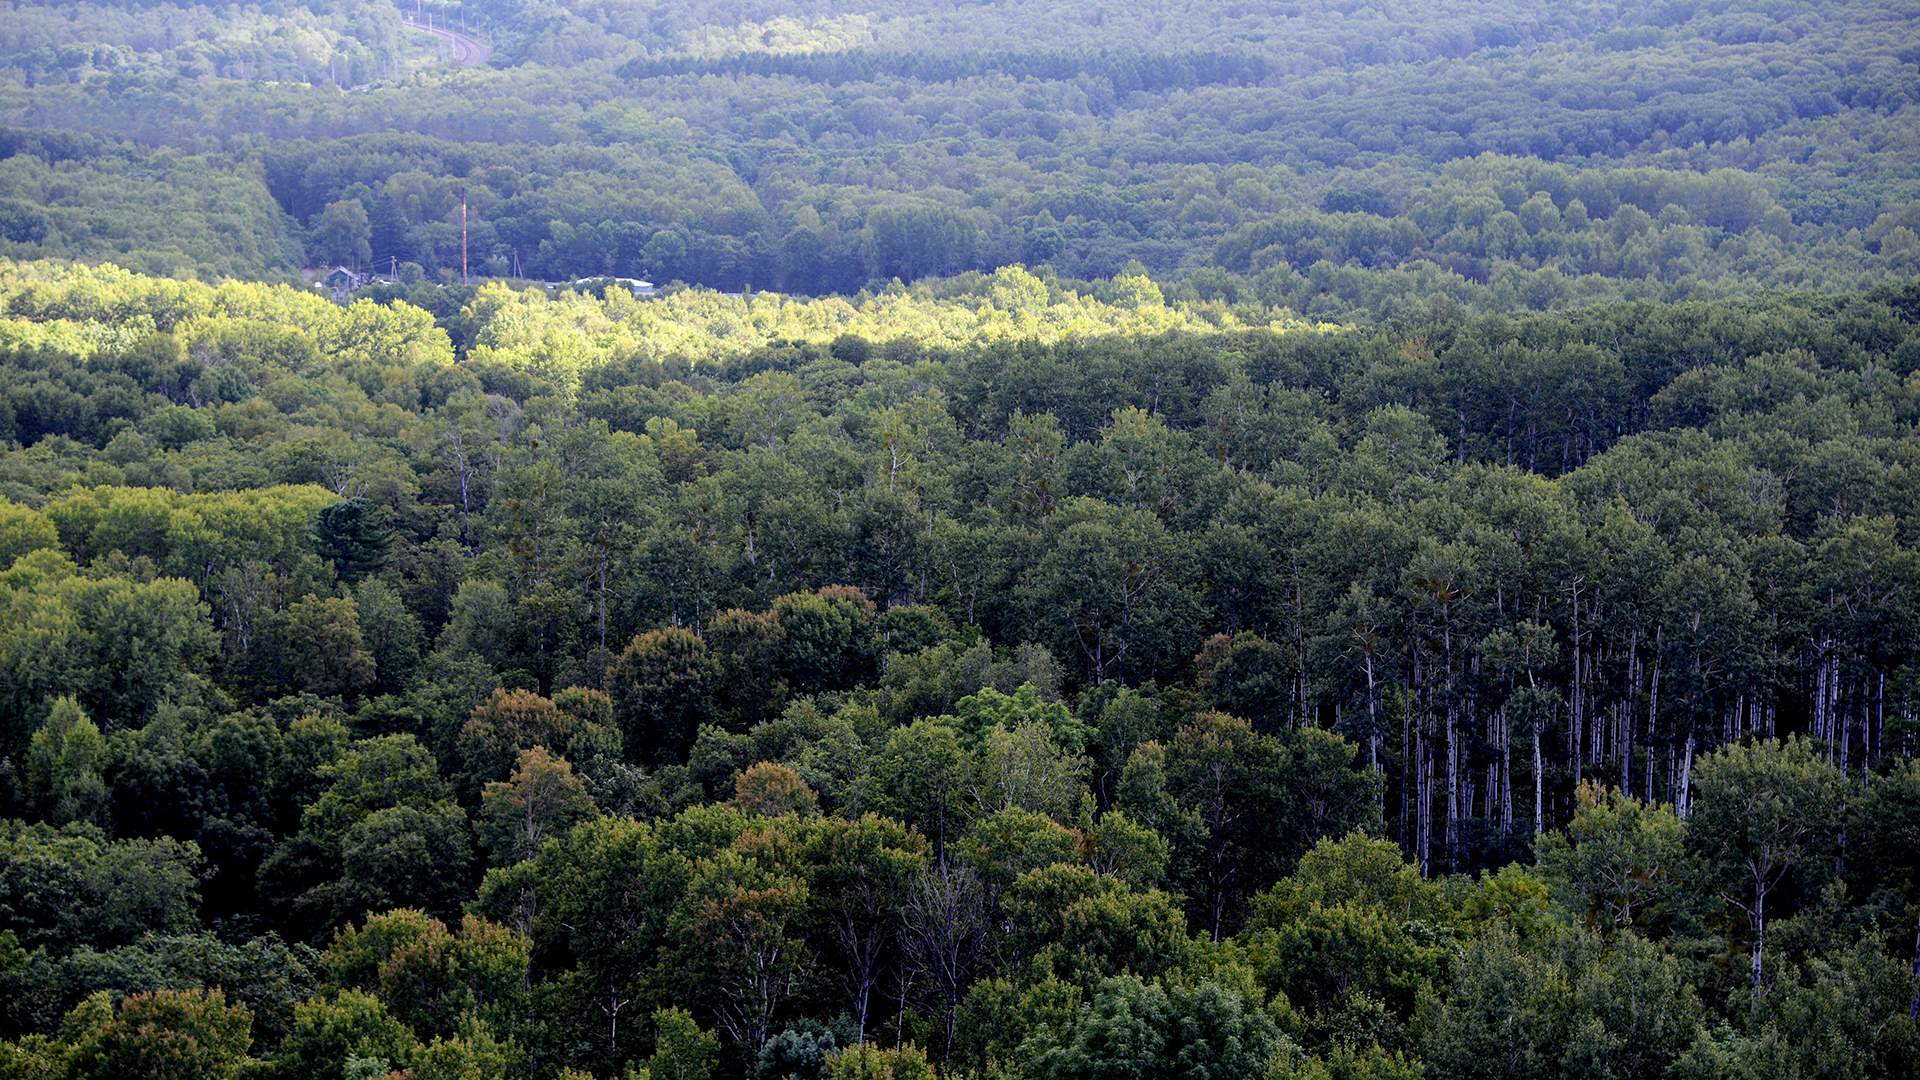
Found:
461,195 -> 469,286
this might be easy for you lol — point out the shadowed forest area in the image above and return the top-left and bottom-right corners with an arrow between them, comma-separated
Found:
1,2 -> 1919,1079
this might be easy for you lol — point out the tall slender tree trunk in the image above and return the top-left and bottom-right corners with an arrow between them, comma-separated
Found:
1678,731 -> 1695,818
1649,644 -> 1662,799
1644,726 -> 1654,804
1364,654 -> 1381,781
1532,720 -> 1544,836
1401,654 -> 1418,854
1445,706 -> 1459,869
1874,670 -> 1885,771
1570,583 -> 1584,786
1294,578 -> 1309,727
1421,746 -> 1434,877
1627,629 -> 1639,783
1842,680 -> 1853,772
1499,706 -> 1512,838
1571,691 -> 1583,786
1815,651 -> 1829,749
1416,724 -> 1431,877
1623,702 -> 1633,798
1443,616 -> 1459,869
1909,914 -> 1920,1020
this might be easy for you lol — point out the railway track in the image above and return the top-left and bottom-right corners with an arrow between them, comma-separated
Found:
402,17 -> 492,68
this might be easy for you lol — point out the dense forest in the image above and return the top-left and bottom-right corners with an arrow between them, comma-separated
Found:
0,257 -> 1917,1078
2,1 -> 1920,1078
2,1 -> 1918,312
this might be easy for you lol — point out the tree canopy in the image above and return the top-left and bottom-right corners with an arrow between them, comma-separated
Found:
1,1 -> 1918,1077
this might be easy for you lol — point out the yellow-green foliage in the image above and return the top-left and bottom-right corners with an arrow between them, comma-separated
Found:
462,265 -> 1335,392
0,259 -> 459,428
41,484 -> 338,578
0,259 -> 453,366
0,259 -> 1327,404
0,311 -> 156,358
0,497 -> 60,568
823,1043 -> 937,1080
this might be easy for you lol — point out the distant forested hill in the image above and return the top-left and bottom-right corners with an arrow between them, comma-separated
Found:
1,0 -> 1916,312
